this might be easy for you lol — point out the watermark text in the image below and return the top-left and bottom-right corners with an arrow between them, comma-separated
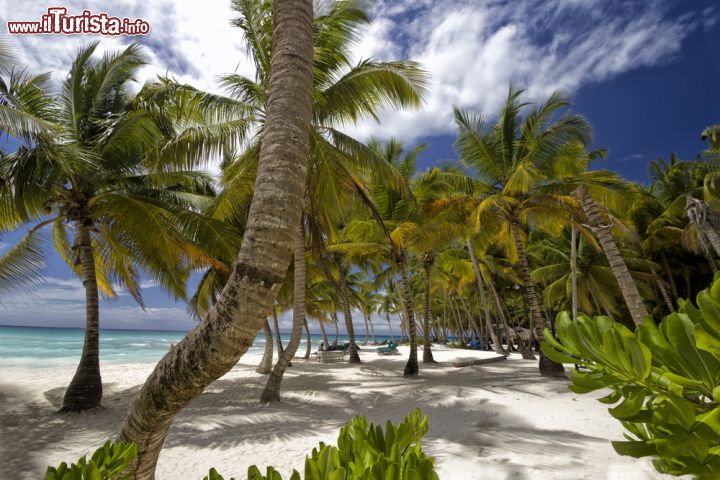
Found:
7,8 -> 150,35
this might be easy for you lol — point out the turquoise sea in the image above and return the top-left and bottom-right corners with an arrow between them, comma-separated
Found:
0,325 -> 389,368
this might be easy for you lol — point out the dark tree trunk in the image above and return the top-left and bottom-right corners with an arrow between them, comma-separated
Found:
272,309 -> 285,355
488,277 -> 513,352
653,269 -> 675,313
385,310 -> 394,341
255,319 -> 274,374
578,186 -> 649,325
511,221 -> 564,376
61,220 -> 102,412
422,254 -> 436,363
271,308 -> 289,367
337,259 -> 360,363
118,1 -> 315,474
362,313 -> 369,345
466,239 -> 504,355
261,218 -> 306,402
571,223 -> 578,321
398,254 -> 419,376
317,318 -> 329,350
303,318 -> 311,359
331,310 -> 339,346
460,296 -> 483,342
661,253 -> 679,299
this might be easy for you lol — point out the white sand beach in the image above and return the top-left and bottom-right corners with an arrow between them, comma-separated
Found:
0,345 -> 671,480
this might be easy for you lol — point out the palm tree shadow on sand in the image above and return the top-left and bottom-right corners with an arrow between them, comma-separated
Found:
3,360 -> 614,479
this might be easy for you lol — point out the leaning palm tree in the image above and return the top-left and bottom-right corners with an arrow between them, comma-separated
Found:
118,0 -> 316,476
455,88 -> 595,375
0,43 -> 240,413
575,183 -> 650,324
188,0 -> 426,387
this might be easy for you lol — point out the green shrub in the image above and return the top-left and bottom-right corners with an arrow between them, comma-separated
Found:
542,277 -> 720,479
47,410 -> 437,480
44,441 -> 137,480
208,409 -> 438,480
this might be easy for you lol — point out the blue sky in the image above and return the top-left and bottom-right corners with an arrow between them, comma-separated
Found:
1,0 -> 719,332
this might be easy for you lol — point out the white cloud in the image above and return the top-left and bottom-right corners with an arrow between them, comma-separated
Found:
3,0 -> 710,145
345,0 -> 714,142
0,1 -> 253,93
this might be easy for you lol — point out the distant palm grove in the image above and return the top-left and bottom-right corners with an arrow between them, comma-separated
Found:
1,0 -> 719,478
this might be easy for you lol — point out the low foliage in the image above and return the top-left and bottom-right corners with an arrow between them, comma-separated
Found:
45,441 -> 137,480
46,410 -> 437,480
542,276 -> 720,479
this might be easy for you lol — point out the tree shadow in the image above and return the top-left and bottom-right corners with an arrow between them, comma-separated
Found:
0,381 -> 141,479
3,356 -> 629,479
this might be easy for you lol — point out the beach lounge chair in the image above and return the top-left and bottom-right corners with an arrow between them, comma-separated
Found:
376,341 -> 398,355
467,339 -> 482,350
317,349 -> 346,363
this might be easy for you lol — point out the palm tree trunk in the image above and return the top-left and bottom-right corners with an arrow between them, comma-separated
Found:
398,254 -> 419,376
368,315 -> 377,344
707,252 -> 719,273
571,223 -> 578,321
331,309 -> 339,346
303,318 -> 311,359
317,318 -> 329,350
60,221 -> 102,412
488,276 -> 510,352
255,319 -> 274,374
466,239 -> 504,355
337,259 -> 361,363
587,278 -> 603,315
653,269 -> 675,313
272,309 -> 285,356
661,252 -> 679,299
688,196 -> 720,256
578,186 -> 648,325
702,223 -> 720,256
451,297 -> 466,345
385,310 -> 394,341
362,313 -> 369,345
422,254 -> 436,363
511,221 -> 564,375
460,296 -> 482,341
118,2 -> 315,473
261,218 -> 306,402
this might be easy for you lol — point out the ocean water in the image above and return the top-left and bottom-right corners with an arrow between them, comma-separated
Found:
0,325 -> 390,368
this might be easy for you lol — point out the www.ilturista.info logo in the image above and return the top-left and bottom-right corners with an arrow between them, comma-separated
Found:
7,7 -> 150,35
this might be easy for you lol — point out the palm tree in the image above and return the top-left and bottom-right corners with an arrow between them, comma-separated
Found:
334,139 -> 431,376
405,165 -> 470,362
118,0 -> 316,476
455,89 -> 594,375
0,44 -> 238,412
575,185 -> 650,324
188,0 -> 427,377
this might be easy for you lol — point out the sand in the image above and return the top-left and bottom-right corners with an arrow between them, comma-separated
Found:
0,345 -> 673,480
